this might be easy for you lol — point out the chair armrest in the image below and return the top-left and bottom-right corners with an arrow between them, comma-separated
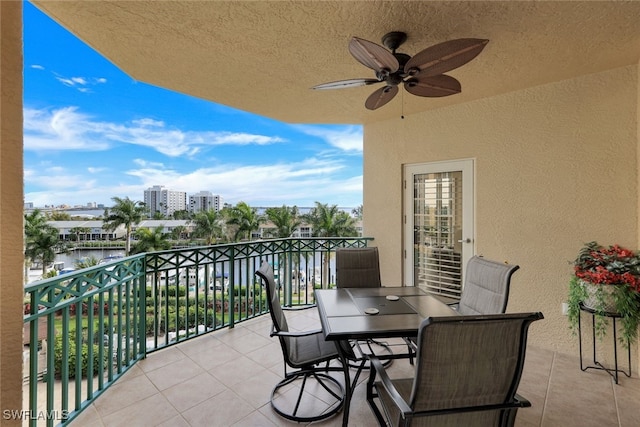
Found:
369,355 -> 413,416
270,326 -> 323,338
282,304 -> 317,312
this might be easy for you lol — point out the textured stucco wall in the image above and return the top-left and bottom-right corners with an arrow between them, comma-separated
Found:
364,66 -> 639,361
0,1 -> 24,423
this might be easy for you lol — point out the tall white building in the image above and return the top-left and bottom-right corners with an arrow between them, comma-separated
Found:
189,191 -> 222,214
144,185 -> 187,217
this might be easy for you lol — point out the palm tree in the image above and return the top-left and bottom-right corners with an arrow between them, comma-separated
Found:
130,226 -> 172,254
103,196 -> 147,256
24,209 -> 64,276
24,209 -> 50,241
74,255 -> 100,270
264,205 -> 303,292
69,226 -> 91,242
25,227 -> 65,275
265,205 -> 301,238
226,202 -> 264,241
352,204 -> 363,220
191,209 -> 225,245
170,225 -> 188,241
303,202 -> 358,237
303,202 -> 358,288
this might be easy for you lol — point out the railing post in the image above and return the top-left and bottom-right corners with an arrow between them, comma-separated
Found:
140,256 -> 147,359
229,246 -> 235,329
287,240 -> 293,306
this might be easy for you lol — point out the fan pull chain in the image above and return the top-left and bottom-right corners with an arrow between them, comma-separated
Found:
401,88 -> 405,119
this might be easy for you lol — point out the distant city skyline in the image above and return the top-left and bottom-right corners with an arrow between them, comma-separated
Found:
23,2 -> 363,209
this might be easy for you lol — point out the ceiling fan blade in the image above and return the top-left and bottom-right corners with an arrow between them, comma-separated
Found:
365,85 -> 398,110
404,38 -> 489,77
404,74 -> 461,97
312,78 -> 381,90
349,37 -> 399,74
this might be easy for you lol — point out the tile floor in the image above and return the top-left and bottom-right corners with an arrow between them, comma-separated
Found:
69,309 -> 640,427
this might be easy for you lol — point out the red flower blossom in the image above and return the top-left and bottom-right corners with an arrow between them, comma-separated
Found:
573,242 -> 640,292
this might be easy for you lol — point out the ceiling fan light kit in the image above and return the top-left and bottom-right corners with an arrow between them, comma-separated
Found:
312,31 -> 489,110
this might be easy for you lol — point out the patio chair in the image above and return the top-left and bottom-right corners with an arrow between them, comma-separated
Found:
456,256 -> 520,315
335,247 -> 396,365
366,312 -> 544,427
255,261 -> 348,422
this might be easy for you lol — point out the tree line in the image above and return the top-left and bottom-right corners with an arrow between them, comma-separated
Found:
25,198 -> 364,274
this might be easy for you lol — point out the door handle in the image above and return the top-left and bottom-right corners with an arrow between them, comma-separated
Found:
457,238 -> 472,243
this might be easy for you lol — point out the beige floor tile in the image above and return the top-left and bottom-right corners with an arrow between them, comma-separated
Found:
175,334 -> 223,358
101,393 -> 178,427
162,371 -> 227,412
69,404 -> 105,426
209,355 -> 268,387
231,368 -> 282,409
181,390 -> 254,427
156,414 -> 190,427
138,346 -> 187,373
145,356 -> 205,391
221,330 -> 272,354
93,372 -> 159,418
230,410 -> 279,427
244,341 -> 283,369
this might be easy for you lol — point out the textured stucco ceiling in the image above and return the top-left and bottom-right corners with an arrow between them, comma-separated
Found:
32,1 -> 640,125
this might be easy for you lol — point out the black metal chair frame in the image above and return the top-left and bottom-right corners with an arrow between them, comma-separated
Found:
256,261 -> 348,423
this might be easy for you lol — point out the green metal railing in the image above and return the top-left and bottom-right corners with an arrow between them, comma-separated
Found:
22,237 -> 372,425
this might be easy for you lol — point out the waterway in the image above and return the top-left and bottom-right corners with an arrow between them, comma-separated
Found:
54,248 -> 126,270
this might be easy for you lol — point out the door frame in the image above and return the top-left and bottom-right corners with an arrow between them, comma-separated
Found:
403,158 -> 475,287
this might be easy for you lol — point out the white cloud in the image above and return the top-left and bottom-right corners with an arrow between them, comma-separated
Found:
31,64 -> 45,70
24,106 -> 288,156
87,167 -> 107,173
124,158 -> 362,207
294,125 -> 363,152
209,132 -> 285,145
54,74 -> 107,92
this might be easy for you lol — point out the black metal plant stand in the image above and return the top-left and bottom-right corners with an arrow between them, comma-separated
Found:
578,303 -> 631,384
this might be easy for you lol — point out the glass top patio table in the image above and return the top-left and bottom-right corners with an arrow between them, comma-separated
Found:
315,287 -> 457,341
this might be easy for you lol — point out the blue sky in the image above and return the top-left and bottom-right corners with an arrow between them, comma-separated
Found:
23,2 -> 363,209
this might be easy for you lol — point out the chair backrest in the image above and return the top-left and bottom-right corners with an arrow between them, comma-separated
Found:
457,256 -> 519,315
410,312 -> 543,426
256,261 -> 289,333
335,247 -> 382,288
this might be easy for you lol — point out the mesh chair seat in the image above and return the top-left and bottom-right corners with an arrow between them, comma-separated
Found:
287,331 -> 342,367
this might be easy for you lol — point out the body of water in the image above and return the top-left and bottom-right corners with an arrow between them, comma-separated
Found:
55,248 -> 125,270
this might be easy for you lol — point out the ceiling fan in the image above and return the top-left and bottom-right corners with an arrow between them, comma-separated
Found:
312,32 -> 489,110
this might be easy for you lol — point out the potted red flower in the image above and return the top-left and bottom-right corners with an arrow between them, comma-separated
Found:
568,241 -> 640,347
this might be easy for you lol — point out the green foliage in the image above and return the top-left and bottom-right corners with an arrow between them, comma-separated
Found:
568,276 -> 640,348
53,331 -> 109,379
226,201 -> 264,241
191,209 -> 225,245
131,226 -> 171,254
74,255 -> 100,270
265,205 -> 301,238
303,201 -> 358,237
103,196 -> 147,256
